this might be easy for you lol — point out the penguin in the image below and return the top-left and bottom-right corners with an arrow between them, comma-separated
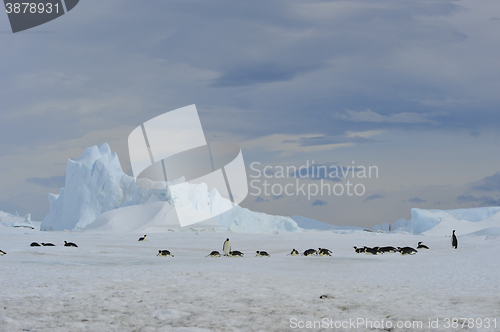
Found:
0,250 -> 6,255
64,241 -> 78,247
41,243 -> 56,247
452,230 -> 458,249
206,251 -> 221,257
398,247 -> 417,255
223,238 -> 231,256
30,242 -> 41,247
303,249 -> 317,256
363,247 -> 379,255
378,246 -> 398,253
353,246 -> 364,253
318,248 -> 332,256
417,242 -> 429,249
229,250 -> 244,257
288,249 -> 299,256
157,250 -> 174,257
138,235 -> 147,242
256,251 -> 270,257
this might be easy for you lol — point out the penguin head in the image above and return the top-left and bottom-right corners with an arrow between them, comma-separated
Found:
226,238 -> 229,241
418,242 -> 422,245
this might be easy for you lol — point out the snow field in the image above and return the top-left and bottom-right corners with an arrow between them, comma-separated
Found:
1,226 -> 499,331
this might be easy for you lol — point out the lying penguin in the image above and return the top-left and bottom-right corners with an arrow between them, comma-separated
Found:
41,243 -> 56,247
64,241 -> 78,247
417,242 -> 429,249
229,250 -> 244,257
353,246 -> 364,253
303,249 -> 317,256
288,249 -> 300,256
0,250 -> 6,255
318,248 -> 332,256
256,251 -> 270,257
30,242 -> 41,247
398,247 -> 417,255
157,250 -> 174,257
138,235 -> 147,242
206,251 -> 221,257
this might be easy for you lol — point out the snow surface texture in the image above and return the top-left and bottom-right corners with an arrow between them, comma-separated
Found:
1,223 -> 499,331
41,143 -> 300,233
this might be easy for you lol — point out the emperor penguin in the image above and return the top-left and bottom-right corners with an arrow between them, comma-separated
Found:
0,250 -> 6,255
157,250 -> 174,257
223,238 -> 231,256
417,242 -> 429,249
318,248 -> 332,256
30,242 -> 41,247
353,246 -> 364,253
206,251 -> 221,257
398,247 -> 417,255
452,230 -> 458,249
303,249 -> 317,256
41,243 -> 56,247
229,250 -> 244,257
138,235 -> 147,242
256,251 -> 270,257
64,241 -> 78,247
289,249 -> 300,256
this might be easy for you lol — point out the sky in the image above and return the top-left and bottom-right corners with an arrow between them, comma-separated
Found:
1,0 -> 500,227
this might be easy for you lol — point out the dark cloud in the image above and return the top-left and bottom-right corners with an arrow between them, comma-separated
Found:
254,197 -> 269,203
26,176 -> 65,188
364,194 -> 384,202
457,195 -> 500,206
210,63 -> 321,88
471,172 -> 500,192
273,195 -> 284,200
409,197 -> 426,203
311,199 -> 327,207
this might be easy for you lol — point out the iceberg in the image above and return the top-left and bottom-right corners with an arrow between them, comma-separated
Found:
41,143 -> 300,233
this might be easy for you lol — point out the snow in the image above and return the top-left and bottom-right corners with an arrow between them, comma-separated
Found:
40,144 -> 300,234
0,210 -> 34,229
1,222 -> 499,331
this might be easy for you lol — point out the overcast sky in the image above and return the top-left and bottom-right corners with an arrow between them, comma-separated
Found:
1,0 -> 500,227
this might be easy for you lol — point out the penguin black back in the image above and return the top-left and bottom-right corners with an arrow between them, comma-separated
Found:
229,250 -> 244,257
0,250 -> 6,255
30,242 -> 41,247
64,241 -> 78,247
138,235 -> 147,242
206,251 -> 221,257
41,243 -> 56,247
289,249 -> 299,256
303,249 -> 317,256
256,251 -> 270,257
452,230 -> 458,249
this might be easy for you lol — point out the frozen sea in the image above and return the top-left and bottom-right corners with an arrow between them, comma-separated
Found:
1,224 -> 499,332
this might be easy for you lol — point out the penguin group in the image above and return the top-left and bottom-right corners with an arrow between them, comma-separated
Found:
29,241 -> 72,247
353,244 -> 423,256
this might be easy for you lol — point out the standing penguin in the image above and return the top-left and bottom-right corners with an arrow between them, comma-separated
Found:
452,230 -> 458,249
223,238 -> 231,256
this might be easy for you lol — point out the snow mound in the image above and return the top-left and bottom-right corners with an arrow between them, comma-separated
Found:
42,143 -> 300,233
0,211 -> 34,229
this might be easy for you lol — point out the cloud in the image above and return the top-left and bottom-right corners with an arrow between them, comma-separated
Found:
364,194 -> 384,202
471,172 -> 500,192
210,63 -> 321,87
254,197 -> 269,203
311,199 -> 327,207
26,176 -> 65,188
273,195 -> 284,200
457,195 -> 500,206
333,109 -> 439,124
409,197 -> 426,203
